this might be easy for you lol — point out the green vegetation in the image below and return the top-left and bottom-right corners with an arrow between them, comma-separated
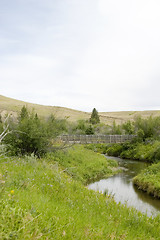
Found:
133,162 -> 160,198
84,116 -> 160,200
47,145 -> 118,184
106,141 -> 160,163
90,108 -> 100,124
1,101 -> 160,238
1,149 -> 160,239
3,106 -> 67,156
85,143 -> 109,154
68,119 -> 95,135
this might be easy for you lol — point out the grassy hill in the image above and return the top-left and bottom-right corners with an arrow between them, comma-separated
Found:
1,95 -> 160,124
0,95 -> 90,122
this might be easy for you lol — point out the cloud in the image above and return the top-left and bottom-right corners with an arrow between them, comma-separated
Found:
0,0 -> 160,111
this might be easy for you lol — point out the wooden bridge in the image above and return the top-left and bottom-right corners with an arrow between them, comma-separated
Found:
57,135 -> 136,144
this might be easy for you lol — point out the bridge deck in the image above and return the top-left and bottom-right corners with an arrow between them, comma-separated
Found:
57,135 -> 136,144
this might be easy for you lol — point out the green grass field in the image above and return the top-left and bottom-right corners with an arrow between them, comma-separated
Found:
1,146 -> 160,239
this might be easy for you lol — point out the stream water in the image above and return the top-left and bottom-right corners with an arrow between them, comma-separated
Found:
88,156 -> 160,217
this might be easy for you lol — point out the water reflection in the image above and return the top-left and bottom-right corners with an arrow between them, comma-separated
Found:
88,156 -> 160,216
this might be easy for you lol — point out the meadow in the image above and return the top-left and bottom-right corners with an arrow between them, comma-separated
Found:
1,96 -> 160,239
1,145 -> 160,239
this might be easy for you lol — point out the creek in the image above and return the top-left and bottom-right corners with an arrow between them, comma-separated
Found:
88,156 -> 160,217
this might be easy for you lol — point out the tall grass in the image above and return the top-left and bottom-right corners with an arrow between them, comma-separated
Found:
133,162 -> 160,198
46,145 -> 118,184
0,148 -> 160,239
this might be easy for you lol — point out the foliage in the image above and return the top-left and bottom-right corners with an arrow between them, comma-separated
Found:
107,143 -> 124,157
134,116 -> 160,140
111,120 -> 122,135
0,152 -> 160,239
4,107 -> 47,156
122,120 -> 134,134
46,114 -> 67,137
106,141 -> 160,163
85,125 -> 94,135
133,162 -> 160,198
19,105 -> 28,120
90,108 -> 100,125
92,123 -> 112,135
85,143 -> 109,154
3,106 -> 66,156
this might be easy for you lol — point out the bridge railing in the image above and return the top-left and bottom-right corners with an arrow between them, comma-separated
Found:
57,135 -> 136,144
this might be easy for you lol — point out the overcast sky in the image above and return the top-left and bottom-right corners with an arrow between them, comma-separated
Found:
1,0 -> 160,112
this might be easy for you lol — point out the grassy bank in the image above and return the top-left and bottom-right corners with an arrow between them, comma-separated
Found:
85,142 -> 160,200
106,141 -> 160,163
47,145 -> 118,184
0,147 -> 160,239
133,162 -> 160,198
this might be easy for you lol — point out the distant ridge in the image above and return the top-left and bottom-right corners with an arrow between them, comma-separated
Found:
0,95 -> 90,122
0,95 -> 160,124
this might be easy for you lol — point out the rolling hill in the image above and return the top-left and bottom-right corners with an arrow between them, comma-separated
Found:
1,95 -> 160,125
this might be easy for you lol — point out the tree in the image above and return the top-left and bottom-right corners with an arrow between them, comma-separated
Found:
19,105 -> 28,121
122,120 -> 134,135
85,125 -> 94,135
4,107 -> 48,156
90,108 -> 100,125
111,121 -> 122,135
46,114 -> 67,137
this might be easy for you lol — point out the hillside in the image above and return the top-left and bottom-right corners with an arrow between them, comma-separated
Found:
1,95 -> 160,124
0,95 -> 90,122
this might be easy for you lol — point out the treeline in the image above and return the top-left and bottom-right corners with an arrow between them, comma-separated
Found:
85,114 -> 160,163
1,105 -> 160,157
69,115 -> 160,141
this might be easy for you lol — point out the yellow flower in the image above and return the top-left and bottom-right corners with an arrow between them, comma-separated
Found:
11,190 -> 14,194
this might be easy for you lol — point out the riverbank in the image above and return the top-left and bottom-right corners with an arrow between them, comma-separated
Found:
1,147 -> 160,239
85,142 -> 160,199
85,141 -> 160,163
104,141 -> 160,199
46,145 -> 119,184
133,162 -> 160,199
106,141 -> 160,163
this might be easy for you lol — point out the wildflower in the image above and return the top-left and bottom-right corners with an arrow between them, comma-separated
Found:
11,190 -> 14,194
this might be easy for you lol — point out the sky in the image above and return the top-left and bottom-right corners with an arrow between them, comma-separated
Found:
0,0 -> 160,112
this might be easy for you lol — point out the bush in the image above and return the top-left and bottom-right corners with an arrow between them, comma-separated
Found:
4,107 -> 66,157
107,144 -> 124,157
85,144 -> 109,154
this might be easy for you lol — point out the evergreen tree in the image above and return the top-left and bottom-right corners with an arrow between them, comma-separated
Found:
19,106 -> 28,121
85,125 -> 94,135
90,108 -> 100,124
